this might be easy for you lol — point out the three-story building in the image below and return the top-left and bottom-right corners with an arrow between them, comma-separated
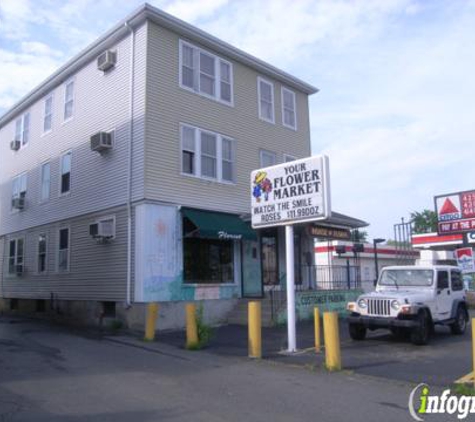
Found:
0,3 -> 318,329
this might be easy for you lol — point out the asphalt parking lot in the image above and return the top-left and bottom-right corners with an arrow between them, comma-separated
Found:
158,313 -> 474,387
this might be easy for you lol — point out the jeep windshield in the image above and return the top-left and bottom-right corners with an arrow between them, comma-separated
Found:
379,269 -> 434,287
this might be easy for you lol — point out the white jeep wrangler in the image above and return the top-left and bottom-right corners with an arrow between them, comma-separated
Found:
347,265 -> 469,345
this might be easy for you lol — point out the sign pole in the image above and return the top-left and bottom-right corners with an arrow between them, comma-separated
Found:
285,224 -> 297,352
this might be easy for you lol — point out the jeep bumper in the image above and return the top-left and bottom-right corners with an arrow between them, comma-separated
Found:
348,315 -> 418,329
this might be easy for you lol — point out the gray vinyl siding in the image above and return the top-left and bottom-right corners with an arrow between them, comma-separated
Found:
0,23 -> 147,236
1,207 -> 127,301
144,22 -> 311,213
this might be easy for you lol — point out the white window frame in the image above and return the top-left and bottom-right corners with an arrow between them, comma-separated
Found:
8,237 -> 25,276
63,79 -> 74,122
284,154 -> 297,163
37,233 -> 48,274
40,161 -> 51,203
257,77 -> 275,124
260,149 -> 277,168
59,150 -> 72,196
11,172 -> 27,212
14,112 -> 30,148
57,227 -> 70,272
92,215 -> 116,240
281,87 -> 297,130
43,94 -> 53,134
179,40 -> 234,106
180,123 -> 235,184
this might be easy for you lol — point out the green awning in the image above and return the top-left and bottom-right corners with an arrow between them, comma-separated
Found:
182,208 -> 257,241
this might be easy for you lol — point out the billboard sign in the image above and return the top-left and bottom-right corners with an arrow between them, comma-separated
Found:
435,189 -> 475,234
455,247 -> 475,273
251,155 -> 331,228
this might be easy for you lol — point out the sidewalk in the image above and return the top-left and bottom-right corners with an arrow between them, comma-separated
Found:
111,316 -> 473,388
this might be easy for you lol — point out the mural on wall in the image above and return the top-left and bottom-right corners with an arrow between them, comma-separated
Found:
135,204 -> 240,302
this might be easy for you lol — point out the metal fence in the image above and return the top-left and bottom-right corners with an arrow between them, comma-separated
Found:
301,264 -> 362,290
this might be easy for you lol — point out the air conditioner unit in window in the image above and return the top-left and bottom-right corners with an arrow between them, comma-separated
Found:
11,197 -> 25,210
90,132 -> 112,153
10,140 -> 21,151
97,50 -> 116,71
89,220 -> 115,241
16,264 -> 24,276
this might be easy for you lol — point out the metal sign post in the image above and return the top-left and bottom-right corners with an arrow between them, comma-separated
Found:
285,225 -> 297,352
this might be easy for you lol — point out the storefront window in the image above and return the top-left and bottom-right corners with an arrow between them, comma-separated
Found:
184,238 -> 234,284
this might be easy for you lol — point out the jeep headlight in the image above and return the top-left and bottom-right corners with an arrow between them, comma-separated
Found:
357,298 -> 367,309
390,300 -> 400,311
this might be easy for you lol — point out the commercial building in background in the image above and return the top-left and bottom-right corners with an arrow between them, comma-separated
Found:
315,241 -> 420,292
0,4 -> 322,329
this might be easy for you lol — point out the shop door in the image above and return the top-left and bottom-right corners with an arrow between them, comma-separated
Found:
242,240 -> 263,297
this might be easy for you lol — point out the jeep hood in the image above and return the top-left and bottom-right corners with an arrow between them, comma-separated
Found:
360,290 -> 431,304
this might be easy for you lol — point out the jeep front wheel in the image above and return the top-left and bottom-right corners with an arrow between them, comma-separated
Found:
450,306 -> 467,335
349,323 -> 366,341
411,311 -> 431,346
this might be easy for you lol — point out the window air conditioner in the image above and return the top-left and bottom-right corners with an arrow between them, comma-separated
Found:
89,220 -> 115,241
90,132 -> 112,153
10,140 -> 21,151
11,197 -> 25,210
97,50 -> 116,71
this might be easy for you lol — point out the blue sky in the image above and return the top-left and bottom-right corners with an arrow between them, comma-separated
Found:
1,0 -> 475,240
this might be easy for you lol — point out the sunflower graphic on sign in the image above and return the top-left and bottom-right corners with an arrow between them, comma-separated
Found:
253,171 -> 272,202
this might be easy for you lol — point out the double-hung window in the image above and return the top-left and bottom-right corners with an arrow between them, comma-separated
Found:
15,112 -> 30,147
260,150 -> 277,167
43,95 -> 53,133
181,124 -> 235,183
11,173 -> 27,210
60,151 -> 71,195
38,234 -> 47,273
40,162 -> 51,202
64,80 -> 74,121
282,87 -> 297,129
258,77 -> 274,123
58,228 -> 70,272
179,40 -> 233,105
8,238 -> 24,274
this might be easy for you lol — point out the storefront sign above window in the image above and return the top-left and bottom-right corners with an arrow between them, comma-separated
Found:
306,225 -> 350,240
251,155 -> 331,228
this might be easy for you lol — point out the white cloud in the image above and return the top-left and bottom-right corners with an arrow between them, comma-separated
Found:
163,0 -> 229,22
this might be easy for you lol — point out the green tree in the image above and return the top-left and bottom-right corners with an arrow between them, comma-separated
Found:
351,229 -> 368,243
410,209 -> 437,234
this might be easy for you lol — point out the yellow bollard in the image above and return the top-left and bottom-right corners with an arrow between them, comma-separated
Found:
186,303 -> 199,349
323,312 -> 342,371
248,301 -> 262,358
472,318 -> 475,390
314,307 -> 321,353
144,302 -> 159,341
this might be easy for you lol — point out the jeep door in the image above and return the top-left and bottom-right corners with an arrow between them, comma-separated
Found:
435,270 -> 452,319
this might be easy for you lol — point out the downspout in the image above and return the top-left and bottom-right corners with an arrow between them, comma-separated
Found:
125,22 -> 135,307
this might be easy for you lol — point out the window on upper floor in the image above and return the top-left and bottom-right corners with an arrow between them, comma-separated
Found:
60,151 -> 71,195
64,80 -> 74,121
282,87 -> 297,130
284,154 -> 297,162
181,124 -> 235,183
8,238 -> 24,275
179,40 -> 233,105
40,162 -> 51,202
58,228 -> 70,272
38,234 -> 47,274
15,112 -> 30,147
43,95 -> 53,133
11,173 -> 27,210
258,77 -> 274,123
260,150 -> 276,167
